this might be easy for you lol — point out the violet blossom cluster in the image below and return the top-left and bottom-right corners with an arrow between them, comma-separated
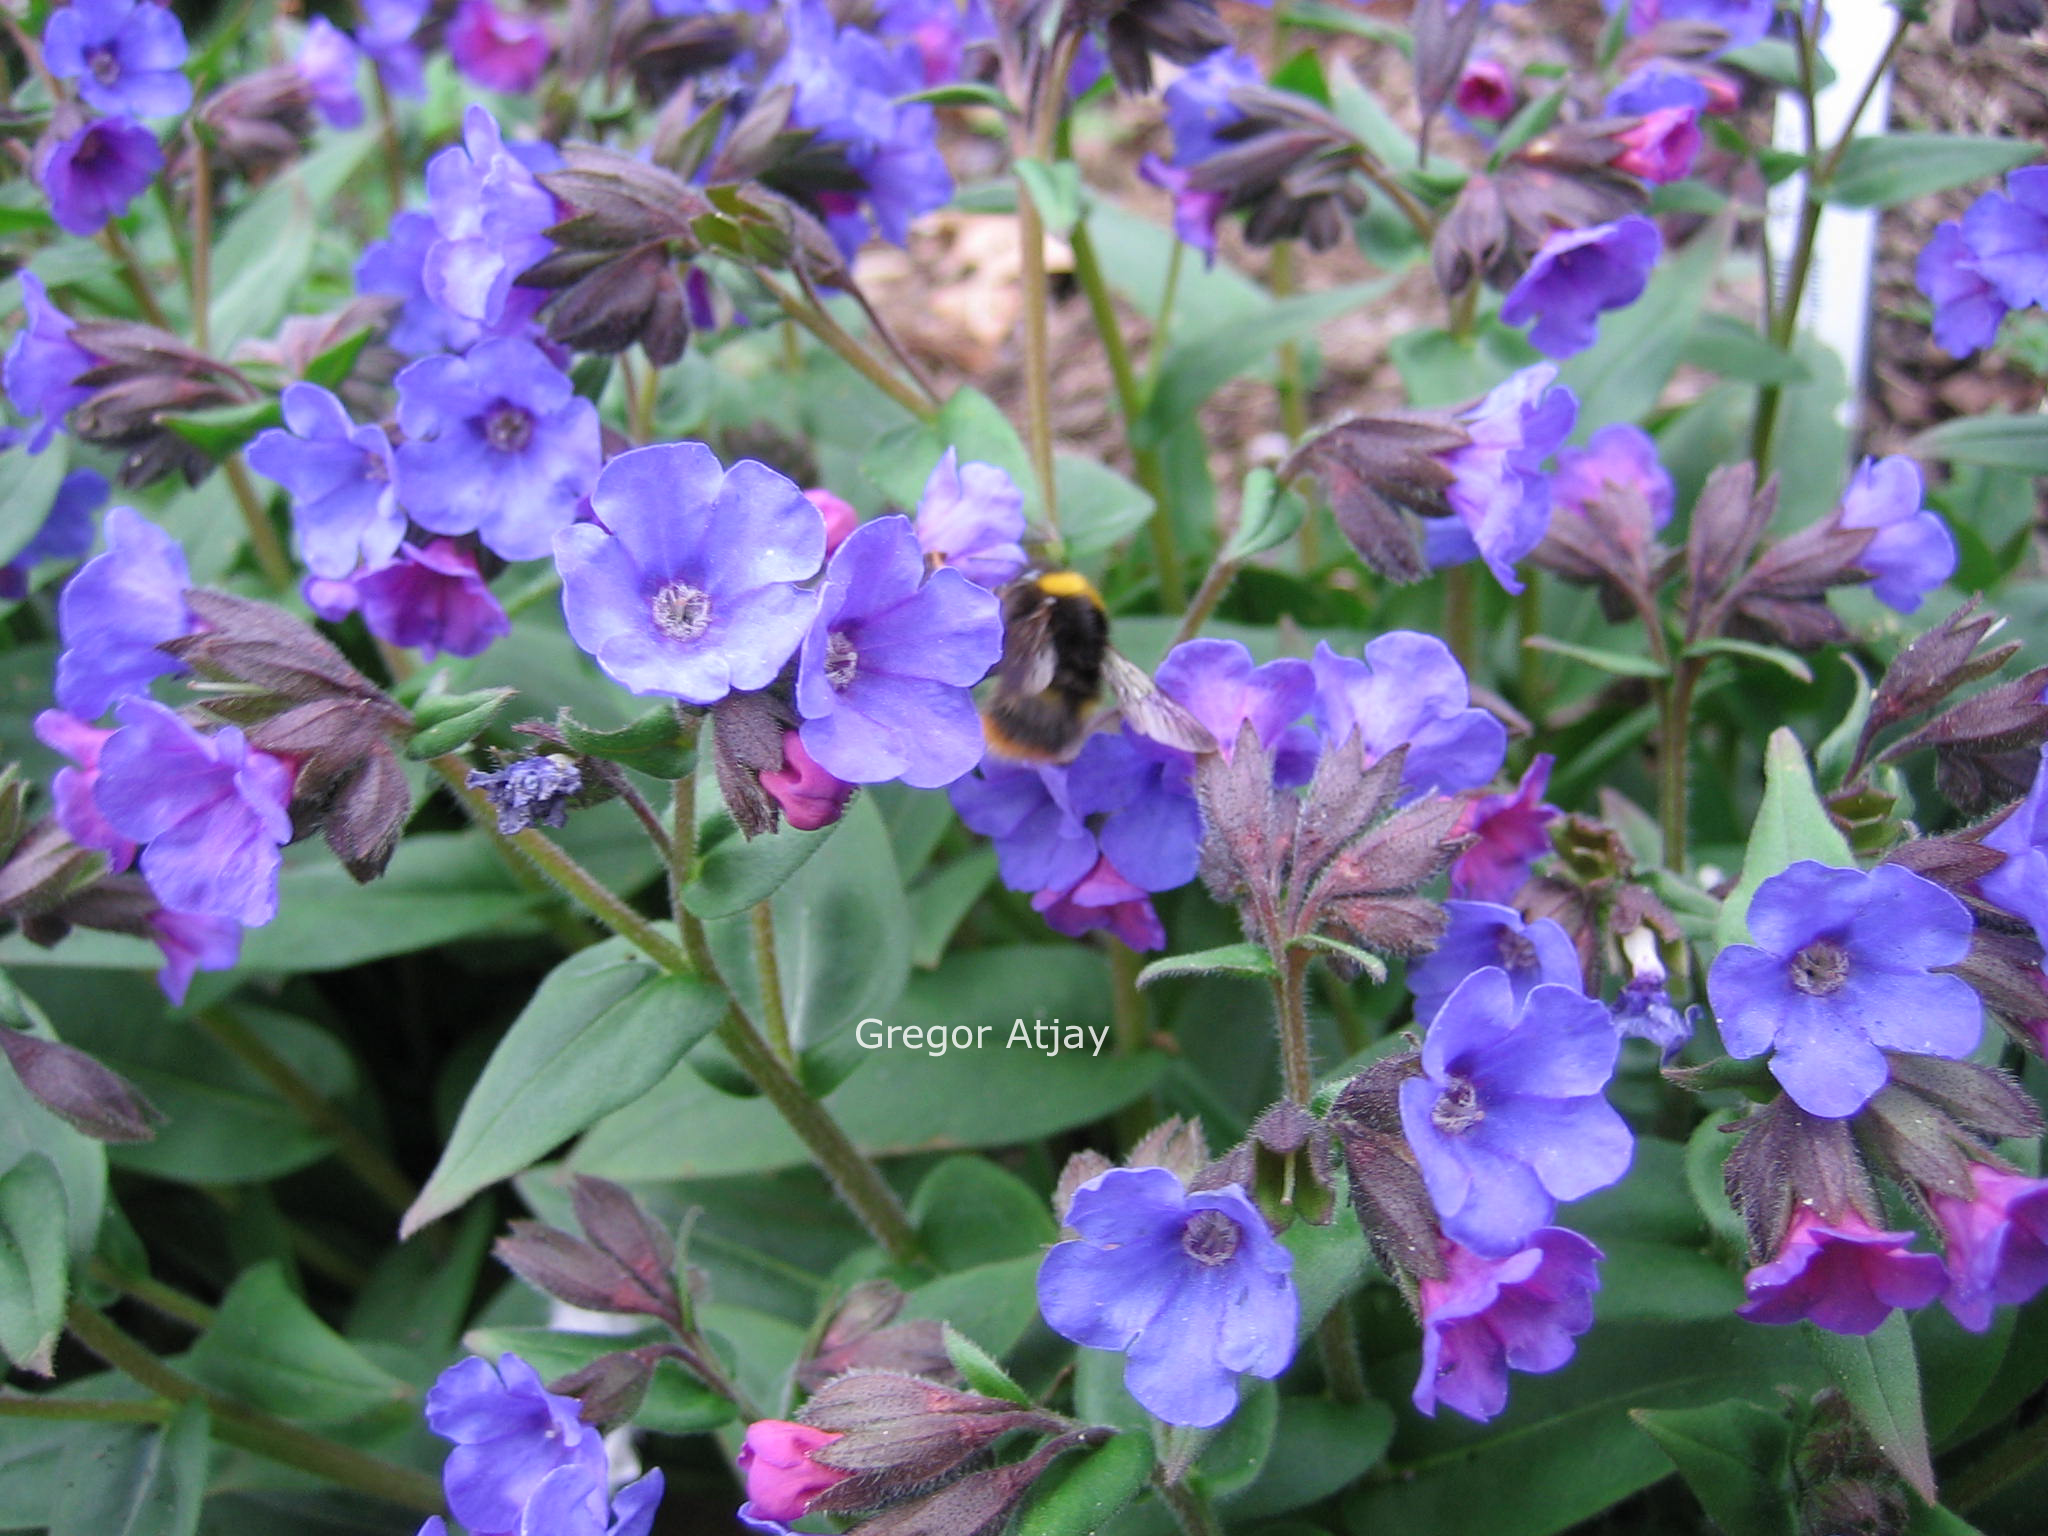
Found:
1916,167 -> 2048,356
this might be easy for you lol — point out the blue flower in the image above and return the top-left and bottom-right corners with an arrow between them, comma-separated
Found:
1408,900 -> 1582,1026
296,16 -> 364,128
246,383 -> 404,579
35,116 -> 163,238
1425,364 -> 1578,594
5,273 -> 102,454
1310,632 -> 1506,798
0,466 -> 105,599
423,1354 -> 609,1535
422,105 -> 560,337
1832,455 -> 1955,614
1038,1166 -> 1297,1428
394,337 -> 600,562
356,210 -> 479,357
54,506 -> 194,720
44,0 -> 192,119
913,449 -> 1027,590
1500,218 -> 1662,359
795,516 -> 1002,787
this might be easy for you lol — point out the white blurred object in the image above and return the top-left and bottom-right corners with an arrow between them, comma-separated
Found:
1764,0 -> 1898,431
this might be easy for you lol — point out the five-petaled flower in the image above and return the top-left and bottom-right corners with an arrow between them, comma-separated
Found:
1738,1206 -> 1948,1335
1414,1228 -> 1602,1422
1038,1165 -> 1297,1428
54,505 -> 194,721
1707,861 -> 1981,1119
44,0 -> 193,119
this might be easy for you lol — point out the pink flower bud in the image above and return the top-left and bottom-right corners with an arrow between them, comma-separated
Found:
805,489 -> 860,556
1454,59 -> 1516,124
1612,107 -> 1701,185
761,731 -> 856,832
737,1420 -> 850,1522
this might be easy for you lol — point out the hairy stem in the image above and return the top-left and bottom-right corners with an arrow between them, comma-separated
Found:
1167,556 -> 1243,652
66,1302 -> 445,1514
99,224 -> 173,331
1270,946 -> 1316,1105
1657,657 -> 1702,874
750,901 -> 794,1065
372,74 -> 406,214
187,125 -> 214,354
1517,574 -> 1545,713
1015,31 -> 1080,551
1155,1473 -> 1226,1536
1316,1303 -> 1369,1405
1445,565 -> 1480,676
86,1258 -> 217,1332
755,271 -> 937,422
221,455 -> 295,591
1269,241 -> 1318,571
196,1007 -> 418,1218
0,1394 -> 173,1423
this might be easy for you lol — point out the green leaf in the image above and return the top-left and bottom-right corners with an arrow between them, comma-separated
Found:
403,941 -> 725,1234
1074,1344 -> 1150,1435
1135,281 -> 1396,449
1814,654 -> 1874,790
1284,1202 -> 1369,1341
1719,40 -> 1835,91
1827,134 -> 2039,209
1296,933 -> 1390,983
1232,1396 -> 1394,1519
1714,728 -> 1854,950
573,947 -> 1165,1180
463,1325 -> 735,1434
1058,453 -> 1155,559
685,784 -> 842,921
184,1262 -> 413,1423
1137,942 -> 1276,986
1685,637 -> 1815,684
1221,468 -> 1304,562
897,1254 -> 1043,1359
1522,635 -> 1670,679
405,684 -> 517,760
301,327 -> 375,392
1559,213 -> 1732,436
160,397 -> 283,459
861,386 -> 1035,519
1908,413 -> 2048,473
0,1155 -> 68,1374
1015,157 -> 1085,236
1490,90 -> 1567,167
1013,1430 -> 1153,1536
1632,1398 -> 1797,1536
1683,1109 -> 1747,1250
1389,323 -> 1537,407
48,1401 -> 209,1536
911,1156 -> 1056,1271
900,81 -> 1013,112
909,850 -> 998,971
209,131 -> 377,348
0,973 -> 105,1257
1809,1314 -> 1936,1501
1680,315 -> 1811,385
943,1323 -> 1032,1405
1192,1378 -> 1277,1497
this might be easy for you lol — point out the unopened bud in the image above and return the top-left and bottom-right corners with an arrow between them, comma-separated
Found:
0,1028 -> 161,1142
799,1373 -> 1070,1515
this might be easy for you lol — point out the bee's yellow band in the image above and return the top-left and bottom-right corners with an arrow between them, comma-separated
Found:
1035,571 -> 1098,600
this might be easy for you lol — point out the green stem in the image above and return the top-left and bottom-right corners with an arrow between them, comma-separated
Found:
1316,1303 -> 1368,1404
99,224 -> 172,331
221,455 -> 295,591
372,73 -> 406,215
1014,31 -> 1080,552
1269,242 -> 1320,571
1950,1405 -> 2048,1511
1155,1473 -> 1226,1536
1445,565 -> 1480,677
1070,218 -> 1183,606
195,1007 -> 417,1218
65,1302 -> 444,1514
1166,553 -> 1242,652
433,757 -> 690,974
1317,964 -> 1367,1056
754,271 -> 937,423
1108,941 -> 1157,1147
87,1257 -> 217,1332
1270,946 -> 1315,1105
0,1394 -> 173,1423
1658,658 -> 1702,874
717,1007 -> 922,1267
187,124 -> 213,355
750,901 -> 794,1066
1517,573 -> 1545,713
1143,239 -> 1184,397
1446,277 -> 1480,342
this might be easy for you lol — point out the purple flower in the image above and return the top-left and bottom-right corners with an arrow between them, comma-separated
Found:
150,907 -> 241,1004
1408,901 -> 1582,1026
1604,62 -> 1710,116
1959,168 -> 2048,313
1400,968 -> 1632,1257
738,1420 -> 851,1524
296,16 -> 363,128
1138,154 -> 1228,260
54,505 -> 194,720
556,442 -> 824,704
1917,221 -> 2008,357
795,516 -> 1002,788
521,1466 -> 664,1536
1930,1164 -> 2048,1334
6,273 -> 102,454
951,729 -> 1203,896
1738,1207 -> 1948,1335
1413,1228 -> 1601,1421
1454,58 -> 1517,124
1164,49 -> 1260,165
422,105 -> 560,337
1310,633 -> 1506,798
913,449 -> 1027,590
1622,0 -> 1774,50
1426,364 -> 1578,594
761,732 -> 855,832
1612,924 -> 1694,1061
446,0 -> 550,94
1038,1166 -> 1298,1428
1708,861 -> 1981,1119
43,0 -> 192,119
1501,218 -> 1662,359
246,383 -> 404,578
1611,108 -> 1701,185
35,115 -> 163,237
1983,744 -> 2048,947
360,0 -> 428,97
1552,422 -> 1673,530
34,708 -> 135,870
1831,455 -> 1955,614
0,466 -> 105,599
1448,754 -> 1557,902
1031,855 -> 1168,951
1156,638 -> 1314,769
394,338 -> 600,562
470,754 -> 581,835
96,698 -> 295,927
322,540 -> 513,660
877,0 -> 991,85
356,210 -> 478,357
423,1354 -> 609,1536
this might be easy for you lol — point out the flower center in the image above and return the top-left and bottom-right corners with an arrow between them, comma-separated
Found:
650,580 -> 712,641
1180,1209 -> 1240,1267
1432,1074 -> 1485,1135
1497,928 -> 1538,974
483,404 -> 533,453
363,450 -> 390,484
824,631 -> 859,691
1791,939 -> 1851,997
88,46 -> 121,85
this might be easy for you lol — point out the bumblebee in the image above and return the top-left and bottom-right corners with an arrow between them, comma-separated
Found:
981,571 -> 1218,762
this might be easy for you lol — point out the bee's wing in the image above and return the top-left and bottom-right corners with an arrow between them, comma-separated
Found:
1101,649 -> 1219,754
998,602 -> 1060,697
